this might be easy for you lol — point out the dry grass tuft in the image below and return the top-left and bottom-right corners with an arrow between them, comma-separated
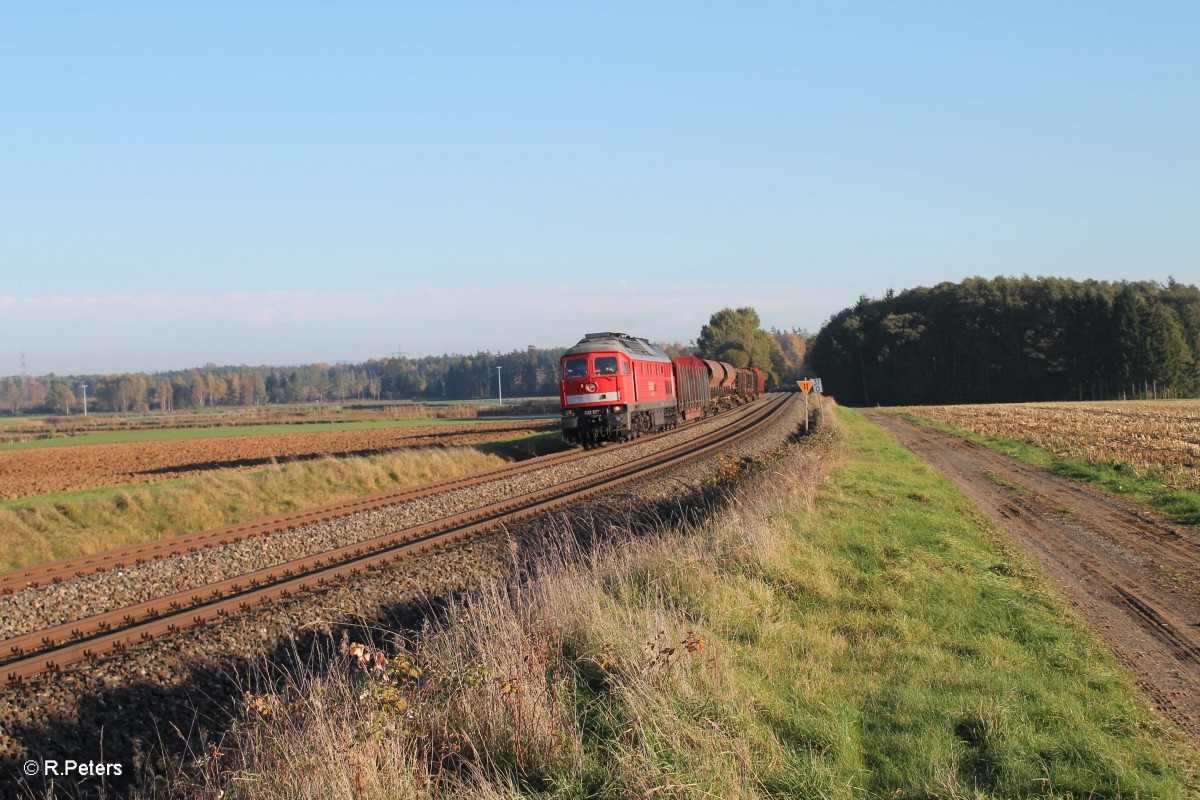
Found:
132,401 -> 1197,797
0,447 -> 507,571
138,412 -> 840,799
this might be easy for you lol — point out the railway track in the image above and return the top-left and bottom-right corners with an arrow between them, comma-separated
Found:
0,409 -> 729,594
1,394 -> 793,684
0,441 -> 590,594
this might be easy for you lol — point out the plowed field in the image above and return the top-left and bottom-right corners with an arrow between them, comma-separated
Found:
0,420 -> 557,499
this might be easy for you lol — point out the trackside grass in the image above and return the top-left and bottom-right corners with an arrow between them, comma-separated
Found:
0,417 -> 515,450
893,411 -> 1200,527
143,406 -> 1197,799
0,433 -> 562,572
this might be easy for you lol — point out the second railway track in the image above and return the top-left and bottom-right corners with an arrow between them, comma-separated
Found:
0,437 -> 599,594
1,394 -> 795,685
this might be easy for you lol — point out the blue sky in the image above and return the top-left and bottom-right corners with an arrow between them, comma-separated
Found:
3,1 -> 1197,375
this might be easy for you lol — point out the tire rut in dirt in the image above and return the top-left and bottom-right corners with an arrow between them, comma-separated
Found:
866,411 -> 1200,746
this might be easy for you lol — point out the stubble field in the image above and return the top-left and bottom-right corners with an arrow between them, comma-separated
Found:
891,400 -> 1200,490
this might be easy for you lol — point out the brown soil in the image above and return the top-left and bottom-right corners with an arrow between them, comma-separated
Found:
0,420 -> 557,499
866,411 -> 1200,746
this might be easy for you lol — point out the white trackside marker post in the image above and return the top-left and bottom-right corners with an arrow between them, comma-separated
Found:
796,379 -> 814,432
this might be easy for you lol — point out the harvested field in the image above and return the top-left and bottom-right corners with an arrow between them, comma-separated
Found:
893,400 -> 1200,490
0,420 -> 556,499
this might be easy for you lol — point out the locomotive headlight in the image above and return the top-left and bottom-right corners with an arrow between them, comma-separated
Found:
585,382 -> 597,393
563,409 -> 574,416
612,405 -> 624,413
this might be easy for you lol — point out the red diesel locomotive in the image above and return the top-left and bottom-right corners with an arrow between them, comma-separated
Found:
559,332 -> 765,447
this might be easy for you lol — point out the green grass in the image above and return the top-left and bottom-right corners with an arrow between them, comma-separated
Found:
176,407 -> 1198,799
895,411 -> 1200,527
0,417 -> 526,450
722,407 -> 1196,797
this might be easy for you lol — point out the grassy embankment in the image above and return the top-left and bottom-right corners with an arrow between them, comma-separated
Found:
0,432 -> 562,572
893,412 -> 1200,527
0,418 -> 502,451
156,406 -> 1197,799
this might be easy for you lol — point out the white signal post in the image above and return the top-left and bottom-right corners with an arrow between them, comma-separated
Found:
796,378 -> 822,432
496,366 -> 502,407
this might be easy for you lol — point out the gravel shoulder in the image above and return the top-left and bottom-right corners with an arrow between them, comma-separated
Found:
866,410 -> 1200,745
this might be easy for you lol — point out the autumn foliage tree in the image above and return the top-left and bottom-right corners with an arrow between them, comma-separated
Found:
694,307 -> 805,386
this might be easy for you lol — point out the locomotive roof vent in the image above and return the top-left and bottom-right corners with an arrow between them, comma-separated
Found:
582,332 -> 653,355
569,332 -> 668,360
583,331 -> 631,340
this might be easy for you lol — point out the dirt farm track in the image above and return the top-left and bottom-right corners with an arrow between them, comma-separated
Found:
868,411 -> 1200,745
0,420 -> 556,499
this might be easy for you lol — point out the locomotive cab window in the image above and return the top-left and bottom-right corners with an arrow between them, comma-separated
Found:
563,358 -> 588,378
620,360 -> 629,375
595,356 -> 618,375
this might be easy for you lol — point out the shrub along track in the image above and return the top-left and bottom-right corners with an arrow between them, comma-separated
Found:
867,410 -> 1200,746
0,395 -> 791,686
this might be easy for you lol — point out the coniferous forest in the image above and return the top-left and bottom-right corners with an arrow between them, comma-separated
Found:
809,277 -> 1200,406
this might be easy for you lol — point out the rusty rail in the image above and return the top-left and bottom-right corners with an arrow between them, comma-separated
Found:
1,394 -> 790,683
0,444 -> 595,594
1,407 -> 748,594
0,401 -> 765,593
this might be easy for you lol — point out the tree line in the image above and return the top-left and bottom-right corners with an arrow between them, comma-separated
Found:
809,276 -> 1200,406
0,347 -> 573,416
2,309 -> 809,416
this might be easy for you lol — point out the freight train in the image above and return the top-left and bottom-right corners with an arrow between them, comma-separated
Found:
558,332 -> 765,447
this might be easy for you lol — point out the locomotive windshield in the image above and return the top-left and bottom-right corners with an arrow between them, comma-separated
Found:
563,357 -> 588,378
595,356 -> 618,375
